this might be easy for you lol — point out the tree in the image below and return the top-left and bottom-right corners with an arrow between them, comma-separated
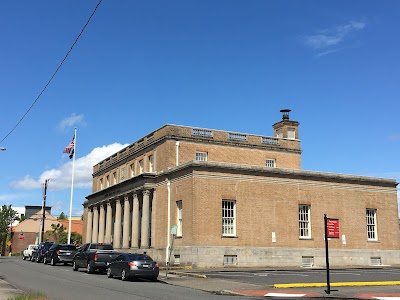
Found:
0,205 -> 18,255
46,223 -> 65,243
58,212 -> 67,220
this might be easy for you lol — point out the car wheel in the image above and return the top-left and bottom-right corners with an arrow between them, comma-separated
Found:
36,257 -> 40,263
22,255 -> 26,260
28,256 -> 32,261
121,269 -> 128,281
51,257 -> 56,266
72,260 -> 78,271
87,262 -> 94,274
107,268 -> 113,278
43,256 -> 48,264
151,276 -> 158,282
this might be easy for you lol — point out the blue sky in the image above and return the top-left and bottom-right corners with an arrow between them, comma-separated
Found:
1,0 -> 399,218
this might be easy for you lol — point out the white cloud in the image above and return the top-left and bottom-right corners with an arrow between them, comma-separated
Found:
11,143 -> 129,191
58,113 -> 85,131
304,21 -> 366,50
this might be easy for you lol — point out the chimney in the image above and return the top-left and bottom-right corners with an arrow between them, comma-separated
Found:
280,109 -> 291,120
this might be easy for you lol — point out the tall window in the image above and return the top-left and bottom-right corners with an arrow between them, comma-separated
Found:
148,155 -> 154,172
266,159 -> 276,168
222,200 -> 236,236
299,205 -> 311,238
196,151 -> 207,161
106,175 -> 110,187
366,208 -> 377,241
139,160 -> 143,174
99,178 -> 103,190
130,163 -> 135,177
176,201 -> 182,237
276,129 -> 283,138
113,172 -> 117,185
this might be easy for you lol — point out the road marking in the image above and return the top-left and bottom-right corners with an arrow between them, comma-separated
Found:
373,298 -> 400,300
264,292 -> 306,297
275,281 -> 400,288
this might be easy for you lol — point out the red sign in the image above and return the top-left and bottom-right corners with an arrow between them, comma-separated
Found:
326,218 -> 339,238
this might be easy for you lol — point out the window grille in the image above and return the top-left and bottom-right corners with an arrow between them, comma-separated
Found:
366,208 -> 377,241
223,255 -> 237,266
228,133 -> 247,141
192,129 -> 213,138
299,205 -> 311,238
302,256 -> 314,268
222,200 -> 236,236
370,257 -> 381,266
196,151 -> 208,161
120,166 -> 126,181
266,159 -> 276,168
262,136 -> 280,145
177,201 -> 182,237
174,255 -> 181,265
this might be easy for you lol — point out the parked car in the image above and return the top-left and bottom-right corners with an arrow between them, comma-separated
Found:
31,242 -> 53,263
107,253 -> 159,281
43,244 -> 77,266
22,244 -> 37,261
73,243 -> 120,274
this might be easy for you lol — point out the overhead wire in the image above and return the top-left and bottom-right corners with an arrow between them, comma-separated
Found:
0,0 -> 103,144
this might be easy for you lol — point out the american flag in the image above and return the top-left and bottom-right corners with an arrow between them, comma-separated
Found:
63,135 -> 75,154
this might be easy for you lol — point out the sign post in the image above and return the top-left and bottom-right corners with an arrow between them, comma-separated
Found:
324,214 -> 339,294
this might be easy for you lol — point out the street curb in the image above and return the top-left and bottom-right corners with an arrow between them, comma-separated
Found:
274,281 -> 400,288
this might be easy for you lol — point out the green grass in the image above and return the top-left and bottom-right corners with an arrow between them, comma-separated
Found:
7,292 -> 48,300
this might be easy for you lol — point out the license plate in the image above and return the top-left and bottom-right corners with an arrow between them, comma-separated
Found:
65,252 -> 71,255
142,264 -> 149,268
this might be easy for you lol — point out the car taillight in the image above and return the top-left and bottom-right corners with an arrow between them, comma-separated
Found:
128,262 -> 137,267
94,253 -> 98,261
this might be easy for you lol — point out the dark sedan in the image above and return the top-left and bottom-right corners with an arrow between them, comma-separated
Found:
43,244 -> 77,266
31,242 -> 54,263
107,253 -> 159,281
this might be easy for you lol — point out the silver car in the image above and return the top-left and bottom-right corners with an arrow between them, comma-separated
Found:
107,253 -> 159,281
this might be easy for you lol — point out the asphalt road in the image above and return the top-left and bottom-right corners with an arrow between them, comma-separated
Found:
0,257 -> 247,300
203,268 -> 400,286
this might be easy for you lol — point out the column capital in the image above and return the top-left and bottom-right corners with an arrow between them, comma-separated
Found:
115,198 -> 121,204
107,201 -> 112,207
143,189 -> 151,196
93,206 -> 98,211
124,194 -> 130,201
132,193 -> 138,199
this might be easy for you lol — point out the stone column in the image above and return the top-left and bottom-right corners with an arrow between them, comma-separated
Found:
105,202 -> 112,243
141,190 -> 151,248
113,198 -> 122,249
86,207 -> 93,243
91,206 -> 99,243
122,195 -> 131,249
131,193 -> 140,249
98,203 -> 106,243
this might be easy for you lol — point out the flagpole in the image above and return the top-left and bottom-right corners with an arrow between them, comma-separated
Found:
67,128 -> 76,244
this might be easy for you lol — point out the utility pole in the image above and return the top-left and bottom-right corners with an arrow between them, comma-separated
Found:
41,179 -> 49,243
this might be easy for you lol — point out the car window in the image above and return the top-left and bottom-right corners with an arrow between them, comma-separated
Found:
116,255 -> 124,261
97,244 -> 113,250
59,245 -> 77,250
129,254 -> 153,261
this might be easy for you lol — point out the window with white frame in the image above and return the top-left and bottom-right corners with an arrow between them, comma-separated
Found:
366,208 -> 377,241
113,172 -> 117,185
176,201 -> 182,237
276,129 -> 283,138
288,128 -> 295,139
148,155 -> 154,172
299,205 -> 311,238
106,175 -> 110,187
222,200 -> 236,236
266,159 -> 276,168
139,160 -> 143,174
196,151 -> 208,161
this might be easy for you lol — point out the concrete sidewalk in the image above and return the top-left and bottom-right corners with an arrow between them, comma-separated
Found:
0,279 -> 24,300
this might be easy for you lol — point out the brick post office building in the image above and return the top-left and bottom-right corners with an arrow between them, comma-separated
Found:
83,110 -> 400,268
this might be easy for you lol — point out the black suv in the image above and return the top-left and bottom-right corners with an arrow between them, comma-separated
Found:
43,244 -> 77,266
31,242 -> 53,263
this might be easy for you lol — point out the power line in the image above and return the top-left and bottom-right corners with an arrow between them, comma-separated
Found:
0,0 -> 103,144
